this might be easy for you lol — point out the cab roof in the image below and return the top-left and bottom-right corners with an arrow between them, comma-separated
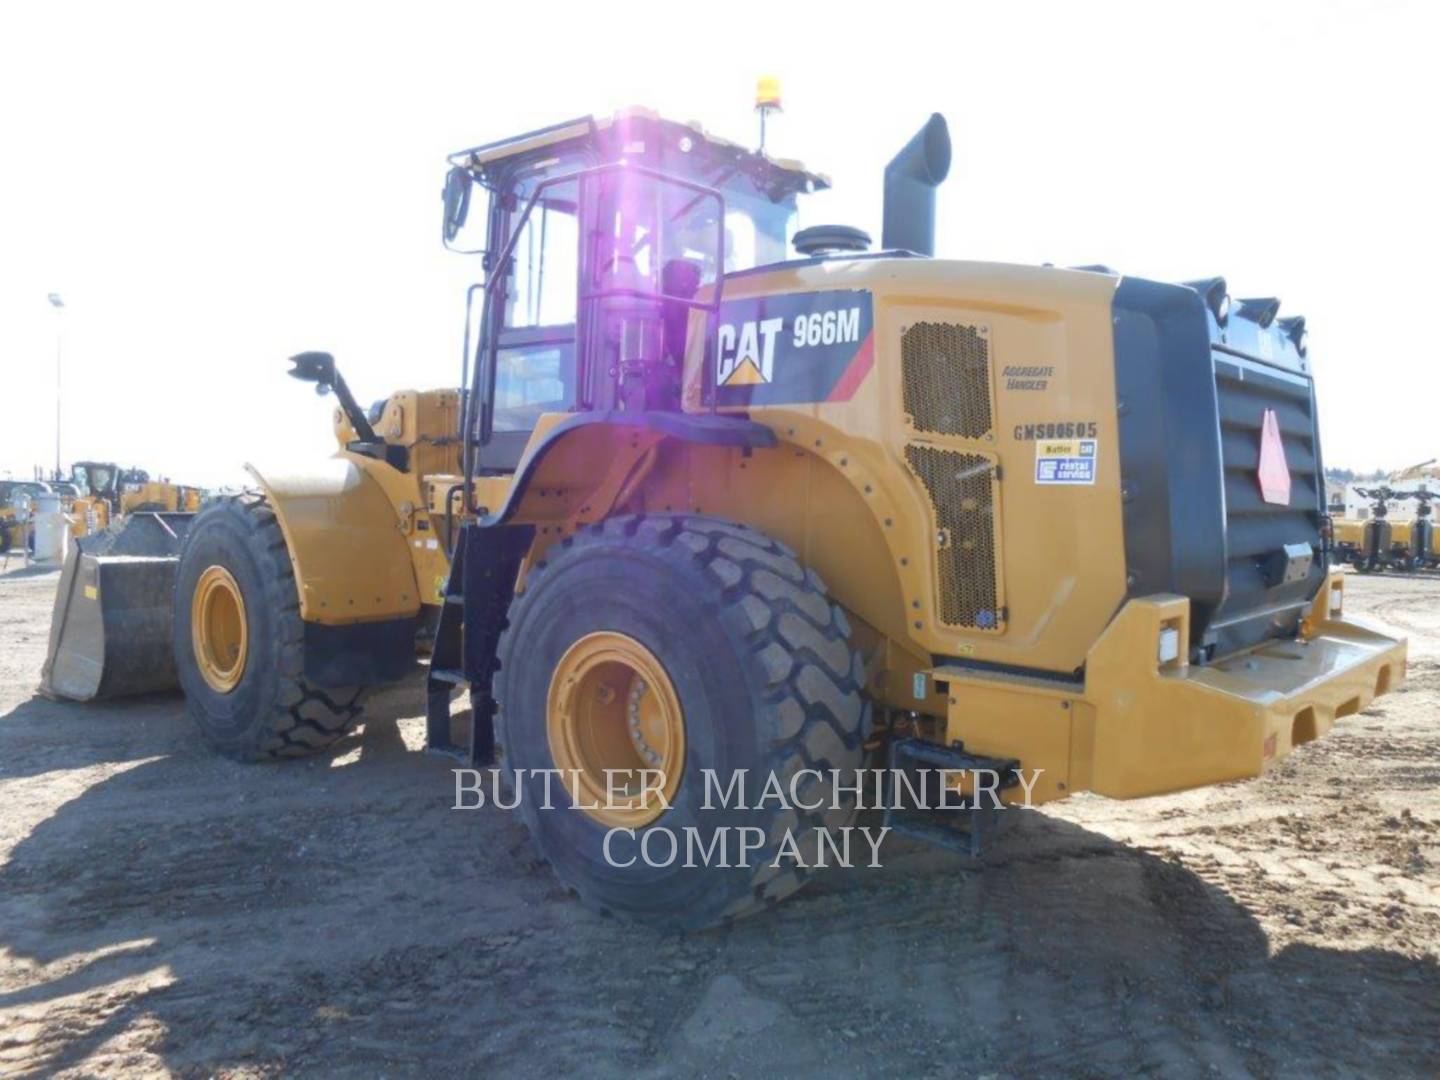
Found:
447,107 -> 830,194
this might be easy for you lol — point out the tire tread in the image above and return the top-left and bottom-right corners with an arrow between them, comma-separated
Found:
495,512 -> 867,926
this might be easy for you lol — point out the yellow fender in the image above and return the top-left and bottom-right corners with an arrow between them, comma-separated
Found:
244,459 -> 421,626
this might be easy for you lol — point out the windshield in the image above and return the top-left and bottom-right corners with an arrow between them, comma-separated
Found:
650,158 -> 799,273
720,186 -> 797,272
501,152 -> 803,289
74,464 -> 116,497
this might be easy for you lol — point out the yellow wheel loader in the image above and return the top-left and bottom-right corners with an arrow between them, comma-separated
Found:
0,480 -> 44,553
63,463 -> 199,535
1332,516 -> 1365,565
120,479 -> 203,515
66,461 -> 128,537
0,507 -> 18,554
44,106 -> 1406,928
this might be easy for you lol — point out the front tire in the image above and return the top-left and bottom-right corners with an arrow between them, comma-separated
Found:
173,493 -> 366,761
495,514 -> 868,930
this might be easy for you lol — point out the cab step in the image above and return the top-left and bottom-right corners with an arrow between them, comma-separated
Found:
423,521 -> 533,767
884,737 -> 1021,858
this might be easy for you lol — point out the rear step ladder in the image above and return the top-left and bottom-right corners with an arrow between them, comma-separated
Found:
424,522 -> 532,766
884,737 -> 1021,857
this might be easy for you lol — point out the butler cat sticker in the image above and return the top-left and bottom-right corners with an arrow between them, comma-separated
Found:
1035,438 -> 1097,485
709,289 -> 874,405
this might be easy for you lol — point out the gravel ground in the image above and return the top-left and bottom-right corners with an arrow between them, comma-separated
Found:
1,561 -> 1436,1077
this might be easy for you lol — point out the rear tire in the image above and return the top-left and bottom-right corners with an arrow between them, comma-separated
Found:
173,493 -> 366,761
495,514 -> 868,930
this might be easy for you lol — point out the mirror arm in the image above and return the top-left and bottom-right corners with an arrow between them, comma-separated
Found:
330,370 -> 378,444
288,351 -> 378,443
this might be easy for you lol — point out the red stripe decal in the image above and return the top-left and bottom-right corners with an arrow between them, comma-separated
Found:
826,330 -> 875,402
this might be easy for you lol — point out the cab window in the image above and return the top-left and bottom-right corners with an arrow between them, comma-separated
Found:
505,191 -> 579,328
492,178 -> 579,435
492,342 -> 568,431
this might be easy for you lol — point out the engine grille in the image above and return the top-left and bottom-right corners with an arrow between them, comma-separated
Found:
903,444 -> 1002,630
1208,352 -> 1325,655
901,322 -> 993,438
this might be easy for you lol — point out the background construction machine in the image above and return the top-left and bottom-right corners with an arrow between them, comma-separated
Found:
1,479 -> 52,553
63,462 -> 201,537
66,461 -> 130,536
0,504 -> 19,554
1336,486 -> 1435,572
44,104 -> 1406,928
120,478 -> 202,516
1334,459 -> 1438,572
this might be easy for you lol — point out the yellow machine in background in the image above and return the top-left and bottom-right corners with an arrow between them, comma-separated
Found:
1339,486 -> 1432,572
45,103 -> 1406,929
0,507 -> 20,553
66,462 -> 127,537
1333,517 -> 1365,563
2,479 -> 66,553
1390,457 -> 1438,483
64,462 -> 201,537
120,480 -> 202,515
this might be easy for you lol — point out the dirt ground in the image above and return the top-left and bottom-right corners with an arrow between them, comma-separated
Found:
0,563 -> 1436,1078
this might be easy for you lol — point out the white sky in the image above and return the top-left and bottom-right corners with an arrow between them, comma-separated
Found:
2,0 -> 1436,487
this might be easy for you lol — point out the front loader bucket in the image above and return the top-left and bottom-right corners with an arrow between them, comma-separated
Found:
39,513 -> 194,702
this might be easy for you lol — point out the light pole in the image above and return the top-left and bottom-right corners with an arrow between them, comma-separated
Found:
48,293 -> 64,479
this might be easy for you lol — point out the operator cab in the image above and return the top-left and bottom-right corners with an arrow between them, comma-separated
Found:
71,462 -> 121,502
442,109 -> 829,472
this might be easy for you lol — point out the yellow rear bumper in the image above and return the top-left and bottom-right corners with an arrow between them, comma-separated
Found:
935,573 -> 1407,803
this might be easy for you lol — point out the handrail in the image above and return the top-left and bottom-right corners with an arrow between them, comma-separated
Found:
458,282 -> 483,484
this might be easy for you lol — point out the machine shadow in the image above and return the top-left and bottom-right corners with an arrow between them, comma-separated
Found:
0,666 -> 432,783
0,692 -> 188,782
1,740 -> 1436,1075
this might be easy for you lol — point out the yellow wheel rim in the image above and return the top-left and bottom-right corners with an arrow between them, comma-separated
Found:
192,565 -> 248,694
547,632 -> 685,828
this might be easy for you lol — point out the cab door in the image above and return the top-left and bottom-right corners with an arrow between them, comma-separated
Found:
475,177 -> 580,471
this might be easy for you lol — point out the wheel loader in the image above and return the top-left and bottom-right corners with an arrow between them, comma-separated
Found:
1,480 -> 46,553
1341,486 -> 1424,572
120,478 -> 202,516
43,103 -> 1407,928
63,462 -> 201,536
66,461 -> 131,536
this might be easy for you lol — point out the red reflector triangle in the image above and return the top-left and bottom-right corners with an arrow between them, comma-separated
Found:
1257,408 -> 1291,506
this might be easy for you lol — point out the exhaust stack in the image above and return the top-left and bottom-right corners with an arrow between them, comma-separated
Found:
881,113 -> 951,256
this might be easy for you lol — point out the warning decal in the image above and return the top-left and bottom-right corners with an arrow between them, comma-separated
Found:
1035,438 -> 1097,485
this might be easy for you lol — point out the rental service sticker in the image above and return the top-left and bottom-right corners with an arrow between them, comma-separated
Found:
1035,438 -> 1097,485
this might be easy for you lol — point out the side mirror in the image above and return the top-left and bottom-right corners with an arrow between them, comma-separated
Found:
443,165 -> 474,246
286,351 -> 378,442
288,350 -> 337,394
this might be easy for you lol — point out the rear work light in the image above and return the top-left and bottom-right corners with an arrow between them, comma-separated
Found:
1158,626 -> 1181,665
